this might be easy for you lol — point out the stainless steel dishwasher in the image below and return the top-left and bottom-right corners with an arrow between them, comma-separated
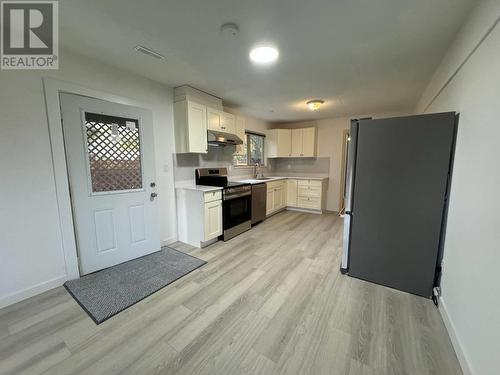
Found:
251,183 -> 266,225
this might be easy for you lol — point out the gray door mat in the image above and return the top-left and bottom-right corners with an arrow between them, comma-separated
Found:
64,247 -> 206,324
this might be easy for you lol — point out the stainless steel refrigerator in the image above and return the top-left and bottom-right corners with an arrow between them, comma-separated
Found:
341,112 -> 457,298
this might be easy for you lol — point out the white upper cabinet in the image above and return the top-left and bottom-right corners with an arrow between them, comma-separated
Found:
301,127 -> 316,157
268,127 -> 317,158
207,107 -> 236,134
207,107 -> 221,132
174,99 -> 240,154
291,129 -> 303,157
174,100 -> 208,154
220,112 -> 236,134
267,129 -> 292,158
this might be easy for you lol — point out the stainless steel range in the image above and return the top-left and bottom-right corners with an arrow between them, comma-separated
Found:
195,168 -> 251,241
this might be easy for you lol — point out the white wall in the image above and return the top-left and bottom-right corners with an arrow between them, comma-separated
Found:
415,2 -> 500,374
224,106 -> 269,136
0,49 -> 177,308
272,111 -> 405,211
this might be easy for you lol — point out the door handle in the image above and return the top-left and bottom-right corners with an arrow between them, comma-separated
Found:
150,192 -> 158,201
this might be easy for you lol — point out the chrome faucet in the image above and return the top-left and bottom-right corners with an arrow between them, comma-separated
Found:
254,163 -> 263,179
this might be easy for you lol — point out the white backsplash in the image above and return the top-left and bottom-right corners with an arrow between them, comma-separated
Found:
173,146 -> 270,183
268,157 -> 330,175
174,147 -> 330,183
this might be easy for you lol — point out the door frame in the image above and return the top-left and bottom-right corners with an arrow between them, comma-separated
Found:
43,77 -> 156,280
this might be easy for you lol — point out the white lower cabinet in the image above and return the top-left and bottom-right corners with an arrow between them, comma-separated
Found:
274,185 -> 285,211
267,178 -> 326,215
296,179 -> 325,211
297,196 -> 321,210
204,200 -> 222,241
266,187 -> 274,215
266,180 -> 286,216
286,179 -> 298,206
280,178 -> 327,212
176,188 -> 223,248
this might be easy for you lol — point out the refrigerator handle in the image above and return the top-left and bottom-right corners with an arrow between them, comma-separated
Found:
341,213 -> 351,273
341,119 -> 361,274
344,120 -> 359,213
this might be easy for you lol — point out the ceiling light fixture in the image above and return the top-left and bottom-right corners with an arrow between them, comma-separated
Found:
220,22 -> 239,37
249,45 -> 279,64
134,45 -> 165,60
307,99 -> 325,111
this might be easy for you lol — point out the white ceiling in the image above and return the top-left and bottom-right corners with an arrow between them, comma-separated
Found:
60,0 -> 474,122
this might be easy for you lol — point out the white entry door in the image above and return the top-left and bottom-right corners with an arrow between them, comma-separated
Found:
60,93 -> 160,275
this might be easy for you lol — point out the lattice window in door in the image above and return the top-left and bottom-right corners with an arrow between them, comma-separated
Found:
84,112 -> 143,193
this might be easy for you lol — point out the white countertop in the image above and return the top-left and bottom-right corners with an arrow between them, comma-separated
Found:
231,175 -> 329,185
175,182 -> 222,192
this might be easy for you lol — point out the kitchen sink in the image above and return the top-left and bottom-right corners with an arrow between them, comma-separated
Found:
255,177 -> 272,180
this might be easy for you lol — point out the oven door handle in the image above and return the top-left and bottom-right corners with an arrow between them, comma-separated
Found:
224,192 -> 251,200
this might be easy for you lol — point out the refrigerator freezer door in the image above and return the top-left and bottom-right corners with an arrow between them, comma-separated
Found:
347,112 -> 456,297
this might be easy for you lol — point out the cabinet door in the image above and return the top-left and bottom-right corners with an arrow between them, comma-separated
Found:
274,186 -> 284,210
291,128 -> 303,157
266,129 -> 278,158
297,196 -> 321,209
277,129 -> 292,157
266,187 -> 274,215
204,200 -> 222,241
286,179 -> 298,206
301,127 -> 316,157
234,117 -> 246,155
187,101 -> 208,153
207,108 -> 221,131
220,112 -> 236,134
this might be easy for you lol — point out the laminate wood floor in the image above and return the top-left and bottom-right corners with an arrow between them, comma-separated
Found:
0,211 -> 462,375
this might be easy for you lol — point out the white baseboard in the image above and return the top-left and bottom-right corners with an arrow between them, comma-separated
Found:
0,275 -> 67,309
161,236 -> 178,247
438,297 -> 474,375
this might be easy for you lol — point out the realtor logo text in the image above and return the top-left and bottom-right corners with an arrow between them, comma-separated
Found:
1,1 -> 59,69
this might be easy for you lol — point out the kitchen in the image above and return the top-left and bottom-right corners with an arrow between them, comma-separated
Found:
0,1 -> 498,374
173,86 -> 330,248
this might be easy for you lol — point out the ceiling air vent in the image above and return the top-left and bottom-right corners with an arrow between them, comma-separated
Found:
134,45 -> 165,60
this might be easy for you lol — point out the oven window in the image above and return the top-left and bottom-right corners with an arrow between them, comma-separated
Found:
224,195 -> 251,229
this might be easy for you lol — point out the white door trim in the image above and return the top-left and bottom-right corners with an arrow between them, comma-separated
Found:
43,77 -> 156,280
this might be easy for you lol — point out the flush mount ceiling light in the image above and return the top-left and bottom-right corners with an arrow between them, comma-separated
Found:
307,99 -> 325,111
249,45 -> 279,64
134,45 -> 165,60
220,22 -> 239,37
